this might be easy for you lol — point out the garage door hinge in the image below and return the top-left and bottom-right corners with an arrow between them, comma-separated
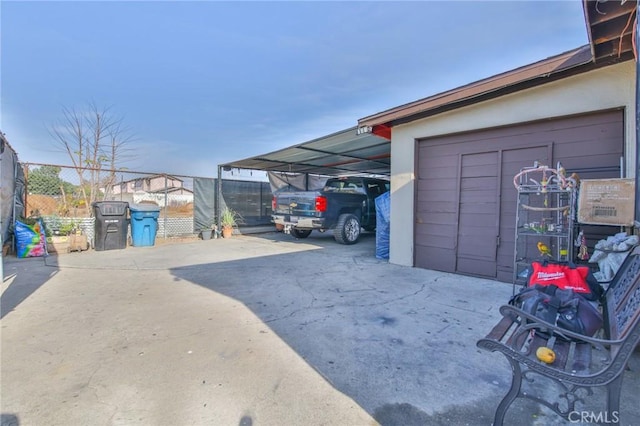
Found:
496,235 -> 500,247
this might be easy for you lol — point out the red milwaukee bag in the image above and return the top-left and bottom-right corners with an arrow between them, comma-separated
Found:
528,260 -> 604,302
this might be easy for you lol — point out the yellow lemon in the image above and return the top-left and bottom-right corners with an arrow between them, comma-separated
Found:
536,346 -> 556,364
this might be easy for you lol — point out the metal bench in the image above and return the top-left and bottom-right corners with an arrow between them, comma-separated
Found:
477,245 -> 640,425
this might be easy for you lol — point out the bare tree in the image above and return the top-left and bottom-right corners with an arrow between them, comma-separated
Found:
49,102 -> 136,215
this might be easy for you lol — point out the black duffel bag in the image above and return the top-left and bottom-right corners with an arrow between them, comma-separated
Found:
509,284 -> 603,339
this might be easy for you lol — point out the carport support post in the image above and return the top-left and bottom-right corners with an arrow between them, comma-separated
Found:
636,0 -> 640,228
216,165 -> 222,233
163,174 -> 168,238
0,140 -> 3,282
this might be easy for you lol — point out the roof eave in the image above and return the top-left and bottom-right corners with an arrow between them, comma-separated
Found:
358,46 -> 600,128
582,0 -> 597,63
583,0 -> 636,63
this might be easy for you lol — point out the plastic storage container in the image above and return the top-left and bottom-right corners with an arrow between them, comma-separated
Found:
93,201 -> 129,251
129,203 -> 161,247
375,192 -> 390,260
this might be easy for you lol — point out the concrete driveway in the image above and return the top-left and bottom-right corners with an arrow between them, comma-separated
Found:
1,231 -> 638,426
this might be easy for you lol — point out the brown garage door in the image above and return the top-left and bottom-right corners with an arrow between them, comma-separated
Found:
415,109 -> 624,282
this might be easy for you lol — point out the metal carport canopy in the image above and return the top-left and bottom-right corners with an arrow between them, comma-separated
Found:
219,126 -> 391,177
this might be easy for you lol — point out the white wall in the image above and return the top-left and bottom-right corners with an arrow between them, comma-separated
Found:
390,61 -> 636,267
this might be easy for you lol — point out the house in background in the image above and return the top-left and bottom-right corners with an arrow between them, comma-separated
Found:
357,0 -> 636,281
108,174 -> 193,207
111,174 -> 189,195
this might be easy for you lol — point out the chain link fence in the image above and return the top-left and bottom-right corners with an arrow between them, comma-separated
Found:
21,163 -> 273,245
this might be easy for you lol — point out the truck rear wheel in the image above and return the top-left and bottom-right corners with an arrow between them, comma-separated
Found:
291,228 -> 312,239
334,213 -> 361,245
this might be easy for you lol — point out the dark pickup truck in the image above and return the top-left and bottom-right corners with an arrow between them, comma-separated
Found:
271,176 -> 390,244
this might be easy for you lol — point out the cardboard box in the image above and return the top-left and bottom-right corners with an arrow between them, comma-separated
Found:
577,178 -> 636,226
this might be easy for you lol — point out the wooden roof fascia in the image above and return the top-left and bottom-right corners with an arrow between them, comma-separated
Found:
583,0 -> 597,62
359,46 -> 597,128
404,58 -> 632,126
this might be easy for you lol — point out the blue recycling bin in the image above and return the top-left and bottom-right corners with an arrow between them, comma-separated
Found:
129,203 -> 161,247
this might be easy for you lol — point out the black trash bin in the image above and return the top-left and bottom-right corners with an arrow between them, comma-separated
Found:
93,201 -> 129,251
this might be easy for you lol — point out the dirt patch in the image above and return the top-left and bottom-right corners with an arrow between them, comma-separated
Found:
164,202 -> 194,217
26,194 -> 60,216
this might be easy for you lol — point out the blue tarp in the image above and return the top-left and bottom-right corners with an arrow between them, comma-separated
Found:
375,192 -> 390,259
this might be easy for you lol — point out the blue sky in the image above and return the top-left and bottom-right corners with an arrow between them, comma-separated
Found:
1,1 -> 588,179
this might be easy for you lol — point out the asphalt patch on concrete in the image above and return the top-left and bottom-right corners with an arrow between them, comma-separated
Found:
373,399 -> 497,426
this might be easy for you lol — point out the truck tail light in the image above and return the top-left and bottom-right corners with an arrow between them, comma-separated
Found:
315,195 -> 327,212
272,196 -> 276,211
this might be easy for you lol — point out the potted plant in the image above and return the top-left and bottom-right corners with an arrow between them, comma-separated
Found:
200,226 -> 214,240
198,219 -> 218,240
220,207 -> 242,238
47,218 -> 84,253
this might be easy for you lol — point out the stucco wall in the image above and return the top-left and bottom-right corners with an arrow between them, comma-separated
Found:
389,61 -> 636,267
